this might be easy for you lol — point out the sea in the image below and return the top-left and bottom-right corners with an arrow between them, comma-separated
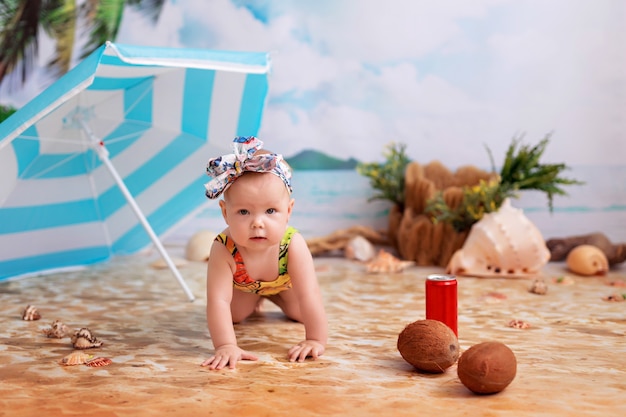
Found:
169,165 -> 626,245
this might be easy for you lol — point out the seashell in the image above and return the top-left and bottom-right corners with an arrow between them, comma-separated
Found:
528,279 -> 548,295
42,320 -> 70,338
481,291 -> 507,304
507,319 -> 531,329
602,293 -> 625,302
344,235 -> 376,262
446,199 -> 550,277
185,230 -> 217,262
365,249 -> 414,274
85,357 -> 113,367
552,275 -> 574,285
60,351 -> 93,366
150,256 -> 188,270
71,328 -> 103,349
566,244 -> 608,276
22,305 -> 41,321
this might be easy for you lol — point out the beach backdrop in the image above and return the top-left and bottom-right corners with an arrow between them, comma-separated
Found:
169,164 -> 626,245
1,0 -> 624,247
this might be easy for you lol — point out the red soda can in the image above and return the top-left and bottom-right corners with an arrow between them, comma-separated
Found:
425,274 -> 458,336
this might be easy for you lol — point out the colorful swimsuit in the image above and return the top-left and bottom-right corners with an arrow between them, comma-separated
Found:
215,226 -> 297,296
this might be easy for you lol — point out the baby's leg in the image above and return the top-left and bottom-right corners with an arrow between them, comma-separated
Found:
230,290 -> 261,323
268,290 -> 302,323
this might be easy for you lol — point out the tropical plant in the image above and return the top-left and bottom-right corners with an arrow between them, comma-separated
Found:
356,142 -> 411,208
425,134 -> 584,232
424,178 -> 502,233
488,134 -> 582,211
0,0 -> 166,88
0,104 -> 17,123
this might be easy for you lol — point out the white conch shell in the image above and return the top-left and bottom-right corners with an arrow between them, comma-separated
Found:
566,244 -> 608,276
344,235 -> 376,262
446,199 -> 550,277
185,230 -> 217,262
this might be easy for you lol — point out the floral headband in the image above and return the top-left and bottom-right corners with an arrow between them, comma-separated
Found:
204,136 -> 292,199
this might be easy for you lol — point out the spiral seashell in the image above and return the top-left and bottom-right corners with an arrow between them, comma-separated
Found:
566,244 -> 609,276
60,351 -> 93,366
508,319 -> 531,329
528,279 -> 548,295
22,305 -> 41,321
71,328 -> 103,349
85,357 -> 113,367
42,320 -> 70,338
446,199 -> 550,277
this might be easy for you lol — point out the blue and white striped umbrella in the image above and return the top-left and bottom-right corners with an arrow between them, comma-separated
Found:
0,42 -> 271,300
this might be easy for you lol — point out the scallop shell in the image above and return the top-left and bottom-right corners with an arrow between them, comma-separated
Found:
344,235 -> 376,262
71,328 -> 103,349
446,199 -> 550,277
85,357 -> 113,367
566,244 -> 608,276
365,249 -> 414,274
60,351 -> 93,366
22,305 -> 41,321
42,320 -> 70,338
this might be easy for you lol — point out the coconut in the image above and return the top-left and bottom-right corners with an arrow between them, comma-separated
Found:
397,319 -> 459,373
457,341 -> 517,394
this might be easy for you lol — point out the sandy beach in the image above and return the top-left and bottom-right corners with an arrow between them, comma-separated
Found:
1,244 -> 625,417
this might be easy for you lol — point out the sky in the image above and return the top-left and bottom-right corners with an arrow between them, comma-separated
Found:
2,0 -> 625,168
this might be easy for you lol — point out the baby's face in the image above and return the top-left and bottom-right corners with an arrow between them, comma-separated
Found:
219,172 -> 294,250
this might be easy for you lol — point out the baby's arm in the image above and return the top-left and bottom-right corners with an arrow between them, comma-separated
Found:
286,233 -> 328,362
201,242 -> 258,370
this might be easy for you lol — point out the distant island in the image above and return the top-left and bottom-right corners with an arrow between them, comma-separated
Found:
285,149 -> 359,170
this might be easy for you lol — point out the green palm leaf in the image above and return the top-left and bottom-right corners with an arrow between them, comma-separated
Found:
79,0 -> 126,57
40,0 -> 77,78
0,0 -> 41,86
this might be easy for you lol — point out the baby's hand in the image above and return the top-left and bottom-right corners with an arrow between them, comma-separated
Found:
201,344 -> 258,370
288,340 -> 325,363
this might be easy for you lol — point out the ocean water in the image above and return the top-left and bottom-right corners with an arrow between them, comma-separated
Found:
172,165 -> 626,244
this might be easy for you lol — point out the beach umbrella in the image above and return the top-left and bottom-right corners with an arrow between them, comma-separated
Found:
0,42 -> 271,301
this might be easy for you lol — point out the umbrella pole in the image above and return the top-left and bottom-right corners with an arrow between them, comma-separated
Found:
79,121 -> 195,302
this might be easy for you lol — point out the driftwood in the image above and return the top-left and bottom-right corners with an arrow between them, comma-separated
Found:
546,232 -> 626,266
306,225 -> 389,256
389,161 -> 497,267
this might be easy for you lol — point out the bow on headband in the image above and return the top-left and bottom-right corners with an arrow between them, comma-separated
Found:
204,136 -> 293,199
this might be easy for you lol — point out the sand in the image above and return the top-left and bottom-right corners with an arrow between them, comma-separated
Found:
1,249 -> 625,417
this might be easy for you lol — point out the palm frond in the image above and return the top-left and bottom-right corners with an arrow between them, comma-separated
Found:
126,0 -> 167,23
40,0 -> 77,78
0,0 -> 42,87
79,0 -> 125,58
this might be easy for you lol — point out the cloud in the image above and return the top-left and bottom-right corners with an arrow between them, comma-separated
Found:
4,0 -> 625,167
